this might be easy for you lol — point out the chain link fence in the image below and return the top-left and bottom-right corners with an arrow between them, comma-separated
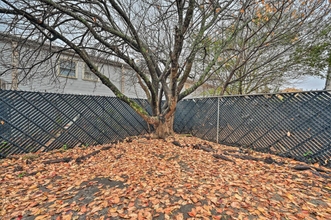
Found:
175,91 -> 331,166
0,90 -> 150,158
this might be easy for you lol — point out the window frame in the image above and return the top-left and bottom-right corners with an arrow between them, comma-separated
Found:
0,79 -> 6,90
58,59 -> 78,79
82,63 -> 99,82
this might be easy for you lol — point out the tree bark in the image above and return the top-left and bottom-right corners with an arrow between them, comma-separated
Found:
325,52 -> 331,90
154,114 -> 175,139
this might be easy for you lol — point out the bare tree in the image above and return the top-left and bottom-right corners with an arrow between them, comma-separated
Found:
0,0 -> 329,137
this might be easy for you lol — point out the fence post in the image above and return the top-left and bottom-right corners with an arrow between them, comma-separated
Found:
216,97 -> 220,144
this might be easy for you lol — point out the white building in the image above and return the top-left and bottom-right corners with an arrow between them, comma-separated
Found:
0,33 -> 146,98
0,33 -> 210,98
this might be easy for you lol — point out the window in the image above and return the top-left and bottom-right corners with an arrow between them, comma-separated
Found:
83,64 -> 99,81
0,79 -> 7,90
58,59 -> 77,78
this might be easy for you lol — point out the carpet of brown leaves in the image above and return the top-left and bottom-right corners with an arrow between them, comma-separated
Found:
1,134 -> 331,220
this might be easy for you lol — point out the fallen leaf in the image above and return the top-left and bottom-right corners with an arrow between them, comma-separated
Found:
209,196 -> 218,204
108,208 -> 117,213
35,216 -> 49,220
286,193 -> 294,201
80,204 -> 87,213
188,208 -> 196,217
112,197 -> 120,204
175,213 -> 184,220
163,207 -> 173,214
29,184 -> 38,190
235,194 -> 243,201
151,198 -> 160,205
2,134 -> 331,220
29,202 -> 39,208
296,210 -> 310,218
191,197 -> 198,203
102,200 -> 108,207
231,201 -> 241,209
62,213 -> 72,220
90,206 -> 102,213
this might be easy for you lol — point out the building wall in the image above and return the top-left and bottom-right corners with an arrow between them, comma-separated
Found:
0,35 -> 208,99
0,41 -> 13,88
0,38 -> 146,98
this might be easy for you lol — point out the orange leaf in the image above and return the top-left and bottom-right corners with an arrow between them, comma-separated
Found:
102,200 -> 108,207
257,205 -> 265,213
113,197 -> 120,204
35,216 -> 49,220
143,211 -> 152,218
164,207 -> 173,214
151,198 -> 160,205
203,205 -> 212,212
296,210 -> 310,218
286,193 -> 294,201
188,208 -> 196,217
184,183 -> 191,188
62,213 -> 72,220
108,208 -> 117,213
75,180 -> 82,186
209,196 -> 218,204
80,204 -> 87,213
91,206 -> 102,213
253,209 -> 261,216
180,194 -> 188,200
29,202 -> 39,208
191,197 -> 198,203
313,163 -> 320,168
234,194 -> 243,201
231,201 -> 240,209
226,210 -> 234,215
138,212 -> 144,220
175,213 -> 184,220
29,184 -> 38,190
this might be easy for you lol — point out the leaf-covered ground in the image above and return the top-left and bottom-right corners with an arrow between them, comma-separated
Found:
1,134 -> 331,220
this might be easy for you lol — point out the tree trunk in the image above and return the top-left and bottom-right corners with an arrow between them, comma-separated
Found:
154,115 -> 175,139
325,52 -> 331,90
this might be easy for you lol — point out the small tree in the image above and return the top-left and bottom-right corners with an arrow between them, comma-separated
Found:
0,0 -> 329,137
292,24 -> 331,90
199,0 -> 330,95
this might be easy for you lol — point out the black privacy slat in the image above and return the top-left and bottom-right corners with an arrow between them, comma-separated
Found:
175,91 -> 331,167
2,89 -> 331,167
0,90 -> 149,158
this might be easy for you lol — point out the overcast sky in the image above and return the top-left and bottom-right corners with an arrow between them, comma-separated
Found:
292,76 -> 325,91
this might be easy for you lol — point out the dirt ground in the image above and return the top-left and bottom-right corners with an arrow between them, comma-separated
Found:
1,134 -> 331,220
